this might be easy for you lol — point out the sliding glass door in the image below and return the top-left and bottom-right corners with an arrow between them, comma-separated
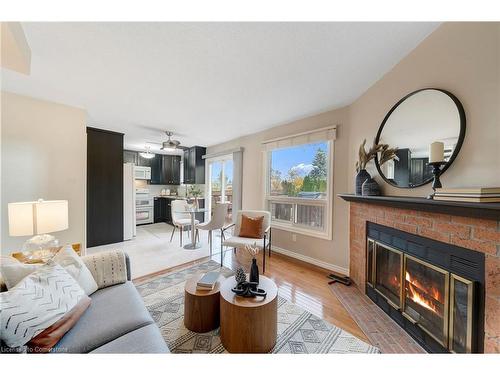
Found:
207,156 -> 233,221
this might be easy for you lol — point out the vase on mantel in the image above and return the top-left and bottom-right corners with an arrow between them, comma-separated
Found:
355,169 -> 371,195
362,177 -> 381,196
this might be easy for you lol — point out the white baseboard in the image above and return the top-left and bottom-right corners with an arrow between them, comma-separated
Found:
270,245 -> 349,276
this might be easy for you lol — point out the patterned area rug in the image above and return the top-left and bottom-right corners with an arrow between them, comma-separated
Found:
134,260 -> 380,354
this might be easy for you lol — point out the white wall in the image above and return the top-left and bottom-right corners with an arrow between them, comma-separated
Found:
1,92 -> 87,254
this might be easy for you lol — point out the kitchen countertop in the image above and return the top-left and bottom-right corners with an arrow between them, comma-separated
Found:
154,195 -> 186,199
154,196 -> 205,201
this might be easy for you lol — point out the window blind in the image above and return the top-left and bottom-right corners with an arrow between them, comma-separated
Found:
262,125 -> 337,152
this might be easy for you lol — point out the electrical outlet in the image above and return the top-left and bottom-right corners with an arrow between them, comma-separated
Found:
292,234 -> 297,242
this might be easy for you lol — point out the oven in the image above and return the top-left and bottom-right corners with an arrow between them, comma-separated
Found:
136,188 -> 153,225
136,206 -> 154,225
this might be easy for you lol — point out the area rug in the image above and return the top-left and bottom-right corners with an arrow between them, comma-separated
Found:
134,260 -> 380,354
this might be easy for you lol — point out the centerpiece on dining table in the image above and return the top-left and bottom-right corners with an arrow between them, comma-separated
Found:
187,185 -> 203,209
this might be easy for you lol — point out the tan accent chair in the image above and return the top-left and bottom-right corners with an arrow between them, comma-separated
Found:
221,210 -> 272,273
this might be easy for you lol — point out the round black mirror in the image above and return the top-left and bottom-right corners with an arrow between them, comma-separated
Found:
375,88 -> 466,188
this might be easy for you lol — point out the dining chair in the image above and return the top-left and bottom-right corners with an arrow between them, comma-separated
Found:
220,210 -> 271,273
170,200 -> 199,247
196,203 -> 229,255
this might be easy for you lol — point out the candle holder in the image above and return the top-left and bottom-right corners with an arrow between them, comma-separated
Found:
427,161 -> 447,199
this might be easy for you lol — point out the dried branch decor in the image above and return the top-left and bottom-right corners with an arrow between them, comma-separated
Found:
355,139 -> 398,173
244,242 -> 260,258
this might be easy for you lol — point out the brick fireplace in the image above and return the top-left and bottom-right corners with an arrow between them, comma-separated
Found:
345,200 -> 500,353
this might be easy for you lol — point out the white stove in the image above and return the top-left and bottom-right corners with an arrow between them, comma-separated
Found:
135,188 -> 153,225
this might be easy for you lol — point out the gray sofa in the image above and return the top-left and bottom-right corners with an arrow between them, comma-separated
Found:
1,253 -> 169,354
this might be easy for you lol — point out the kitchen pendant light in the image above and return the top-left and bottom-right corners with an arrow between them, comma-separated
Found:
139,146 -> 155,159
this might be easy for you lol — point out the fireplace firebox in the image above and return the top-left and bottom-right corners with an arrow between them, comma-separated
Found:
365,222 -> 484,353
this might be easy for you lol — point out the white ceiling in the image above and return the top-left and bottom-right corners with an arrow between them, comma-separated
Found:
1,22 -> 439,151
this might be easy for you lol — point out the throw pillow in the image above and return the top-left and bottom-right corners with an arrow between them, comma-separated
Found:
239,215 -> 264,239
26,295 -> 91,353
0,259 -> 41,290
0,260 -> 86,349
81,250 -> 128,289
0,256 -> 21,292
52,245 -> 98,295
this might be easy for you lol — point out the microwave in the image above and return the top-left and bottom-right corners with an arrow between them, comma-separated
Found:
134,166 -> 151,180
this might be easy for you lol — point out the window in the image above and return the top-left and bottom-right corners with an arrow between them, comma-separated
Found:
264,134 -> 333,239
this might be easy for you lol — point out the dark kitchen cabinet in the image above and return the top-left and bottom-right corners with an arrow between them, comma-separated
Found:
171,156 -> 181,185
124,150 -> 181,185
123,150 -> 138,164
183,146 -> 206,184
154,197 -> 166,223
165,199 -> 173,223
150,154 -> 181,185
154,197 -> 173,224
162,155 -> 181,185
87,127 -> 124,247
138,153 -> 154,168
149,154 -> 163,184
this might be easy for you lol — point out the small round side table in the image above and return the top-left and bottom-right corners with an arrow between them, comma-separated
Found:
219,275 -> 278,353
184,272 -> 225,333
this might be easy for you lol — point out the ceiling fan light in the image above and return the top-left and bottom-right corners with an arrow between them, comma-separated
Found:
139,146 -> 155,159
161,131 -> 180,151
161,142 -> 178,151
139,151 -> 155,159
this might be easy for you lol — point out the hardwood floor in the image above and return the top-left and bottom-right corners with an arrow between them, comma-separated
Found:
134,248 -> 369,343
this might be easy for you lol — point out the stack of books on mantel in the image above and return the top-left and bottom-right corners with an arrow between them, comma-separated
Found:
196,271 -> 220,291
434,188 -> 500,203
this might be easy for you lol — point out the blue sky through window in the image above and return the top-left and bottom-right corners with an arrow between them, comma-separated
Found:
271,141 -> 328,177
210,160 -> 233,189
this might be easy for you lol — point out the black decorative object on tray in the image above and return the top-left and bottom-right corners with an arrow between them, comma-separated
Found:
427,161 -> 447,200
231,243 -> 266,298
362,177 -> 381,196
235,267 -> 246,284
245,243 -> 260,291
249,259 -> 259,287
231,281 -> 267,298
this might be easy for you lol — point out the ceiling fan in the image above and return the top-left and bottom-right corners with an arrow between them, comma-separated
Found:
161,131 -> 181,151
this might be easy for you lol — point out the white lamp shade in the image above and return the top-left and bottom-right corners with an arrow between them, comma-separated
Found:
8,200 -> 68,237
8,202 -> 35,236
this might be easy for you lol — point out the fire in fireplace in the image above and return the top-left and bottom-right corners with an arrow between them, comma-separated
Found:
365,222 -> 484,353
403,255 -> 449,347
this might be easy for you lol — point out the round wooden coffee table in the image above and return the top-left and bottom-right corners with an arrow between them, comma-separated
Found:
184,272 -> 225,333
219,275 -> 278,353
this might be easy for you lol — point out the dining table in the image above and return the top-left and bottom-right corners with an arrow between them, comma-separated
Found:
175,207 -> 208,249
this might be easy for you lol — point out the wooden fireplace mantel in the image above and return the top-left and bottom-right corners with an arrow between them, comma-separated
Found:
338,194 -> 500,221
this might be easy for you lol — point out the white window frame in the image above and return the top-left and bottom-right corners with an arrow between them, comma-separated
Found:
262,135 -> 334,241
